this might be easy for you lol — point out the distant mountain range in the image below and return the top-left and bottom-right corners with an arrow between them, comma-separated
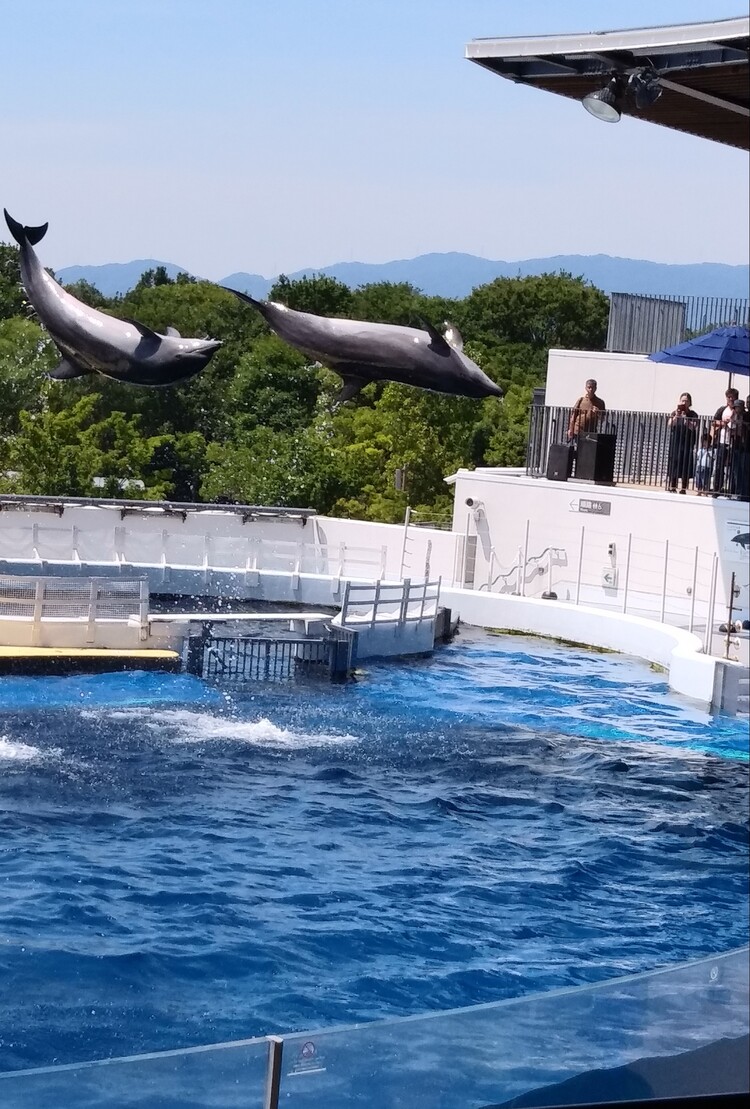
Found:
56,251 -> 750,301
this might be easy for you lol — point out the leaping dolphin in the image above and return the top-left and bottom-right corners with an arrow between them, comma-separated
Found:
225,289 -> 503,402
4,211 -> 221,387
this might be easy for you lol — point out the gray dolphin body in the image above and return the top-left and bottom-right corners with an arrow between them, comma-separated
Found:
4,211 -> 221,387
227,289 -> 502,402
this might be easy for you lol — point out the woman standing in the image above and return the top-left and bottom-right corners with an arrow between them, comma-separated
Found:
666,392 -> 699,493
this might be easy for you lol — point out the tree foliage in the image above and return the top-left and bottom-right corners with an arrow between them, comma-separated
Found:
0,260 -> 609,516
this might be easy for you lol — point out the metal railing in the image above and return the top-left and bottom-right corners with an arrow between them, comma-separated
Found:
526,405 -> 750,499
189,626 -> 356,684
607,291 -> 750,354
0,575 -> 149,644
338,578 -> 441,629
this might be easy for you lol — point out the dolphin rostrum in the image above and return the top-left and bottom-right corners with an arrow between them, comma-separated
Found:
4,211 -> 221,387
225,289 -> 503,402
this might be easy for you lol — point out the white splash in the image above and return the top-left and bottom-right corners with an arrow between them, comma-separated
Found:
106,708 -> 357,748
0,736 -> 43,762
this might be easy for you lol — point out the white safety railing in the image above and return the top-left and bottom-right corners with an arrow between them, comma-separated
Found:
338,578 -> 441,629
473,518 -> 745,659
0,575 -> 149,645
0,524 -> 390,584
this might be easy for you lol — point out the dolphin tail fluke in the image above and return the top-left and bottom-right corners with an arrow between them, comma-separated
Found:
3,209 -> 48,247
224,286 -> 263,310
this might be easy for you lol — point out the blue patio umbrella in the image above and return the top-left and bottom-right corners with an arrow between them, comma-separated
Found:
648,325 -> 750,388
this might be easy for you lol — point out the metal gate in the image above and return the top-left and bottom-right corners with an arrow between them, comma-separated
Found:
191,629 -> 356,684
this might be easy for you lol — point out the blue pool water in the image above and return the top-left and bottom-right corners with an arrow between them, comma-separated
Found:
0,629 -> 747,1073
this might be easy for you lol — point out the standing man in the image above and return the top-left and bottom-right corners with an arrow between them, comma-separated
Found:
568,379 -> 606,442
712,387 -> 740,495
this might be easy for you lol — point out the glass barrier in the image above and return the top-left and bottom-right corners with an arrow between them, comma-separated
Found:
0,948 -> 747,1108
0,1036 -> 269,1109
277,946 -> 749,1109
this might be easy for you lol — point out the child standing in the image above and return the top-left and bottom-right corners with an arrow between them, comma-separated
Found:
694,432 -> 713,494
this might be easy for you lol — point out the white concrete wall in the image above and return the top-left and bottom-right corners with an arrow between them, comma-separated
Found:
0,504 -> 462,589
448,470 -> 749,622
441,586 -> 722,708
543,348 -> 745,415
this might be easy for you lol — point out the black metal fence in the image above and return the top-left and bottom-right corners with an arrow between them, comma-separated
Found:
526,406 -> 750,499
607,292 -> 750,354
188,626 -> 357,684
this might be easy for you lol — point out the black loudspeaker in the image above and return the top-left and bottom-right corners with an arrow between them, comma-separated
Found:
576,433 -> 616,483
546,442 -> 574,481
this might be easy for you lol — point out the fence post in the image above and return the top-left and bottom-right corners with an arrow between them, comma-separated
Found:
399,579 -> 411,627
32,578 -> 45,647
380,545 -> 388,580
487,547 -> 496,591
372,580 -> 382,629
725,571 -> 736,660
338,542 -> 345,578
86,578 -> 98,644
575,527 -> 585,606
72,525 -> 81,565
621,533 -> 632,614
399,506 -> 412,579
703,554 -> 718,654
516,547 -> 523,595
688,546 -> 699,634
339,581 -> 351,625
521,519 -> 530,597
263,1036 -> 283,1109
660,539 -> 669,623
139,579 -> 149,642
32,522 -> 40,561
424,538 -> 432,579
547,547 -> 553,597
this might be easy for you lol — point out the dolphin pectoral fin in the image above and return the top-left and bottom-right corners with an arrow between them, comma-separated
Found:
3,210 -> 49,247
165,326 -> 182,337
48,358 -> 94,381
418,317 -> 451,356
443,321 -> 464,351
335,369 -> 371,404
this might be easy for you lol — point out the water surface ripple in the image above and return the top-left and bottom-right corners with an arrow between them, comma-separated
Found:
0,630 -> 747,1070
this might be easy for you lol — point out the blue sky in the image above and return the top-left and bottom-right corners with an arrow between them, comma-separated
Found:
2,1 -> 747,278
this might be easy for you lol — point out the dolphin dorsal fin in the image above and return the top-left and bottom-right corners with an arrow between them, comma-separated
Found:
443,321 -> 464,352
418,317 -> 451,355
165,326 -> 181,337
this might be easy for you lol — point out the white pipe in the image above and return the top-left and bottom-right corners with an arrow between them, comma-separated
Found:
660,539 -> 669,623
688,546 -> 699,634
575,526 -> 585,605
622,533 -> 632,614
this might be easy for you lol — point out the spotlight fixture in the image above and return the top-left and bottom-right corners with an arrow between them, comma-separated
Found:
582,76 -> 623,123
628,68 -> 663,109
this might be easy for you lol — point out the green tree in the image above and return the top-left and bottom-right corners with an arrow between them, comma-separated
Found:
268,273 -> 354,317
0,317 -> 56,434
62,279 -> 108,308
0,242 -> 25,320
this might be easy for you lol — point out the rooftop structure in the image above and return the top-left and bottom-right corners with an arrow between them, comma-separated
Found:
466,17 -> 750,150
